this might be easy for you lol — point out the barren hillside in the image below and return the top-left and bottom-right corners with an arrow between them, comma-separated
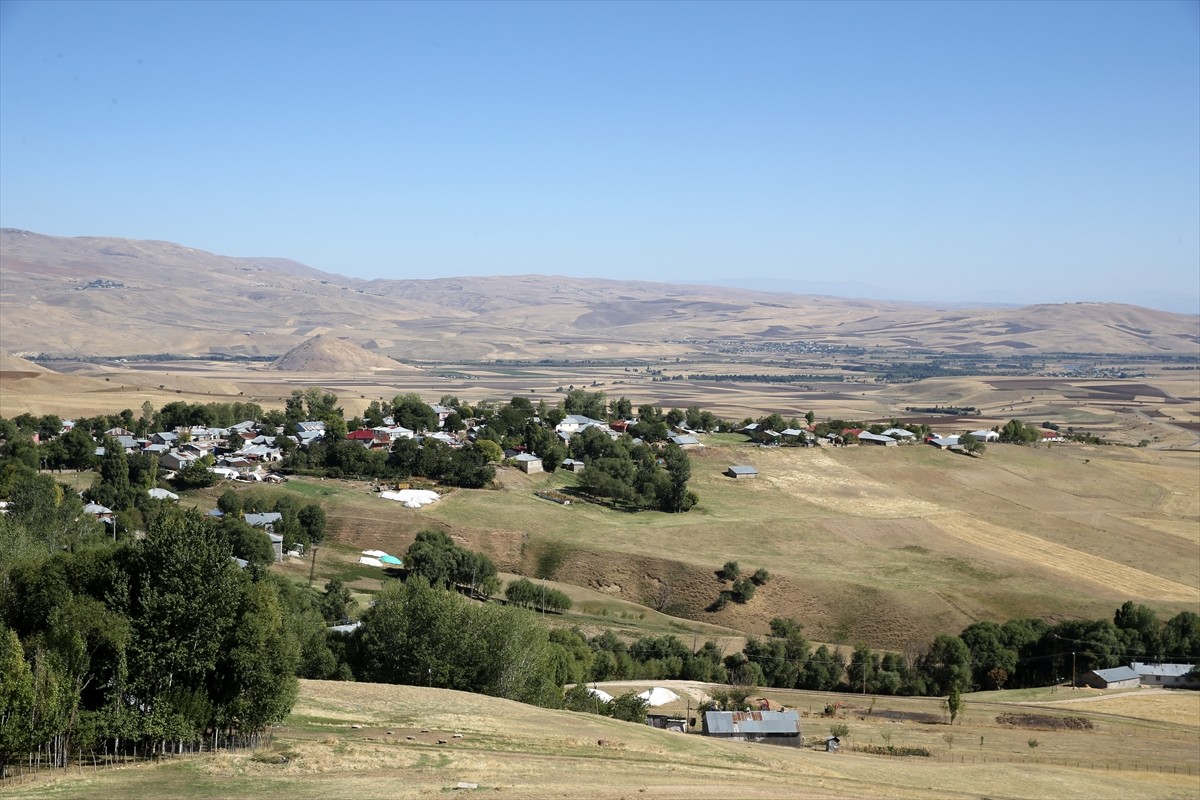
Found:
2,229 -> 1196,360
271,335 -> 420,373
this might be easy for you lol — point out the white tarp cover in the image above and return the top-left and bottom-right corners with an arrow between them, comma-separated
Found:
586,688 -> 614,703
148,487 -> 179,500
357,556 -> 384,568
637,687 -> 680,707
380,489 -> 441,508
361,549 -> 389,558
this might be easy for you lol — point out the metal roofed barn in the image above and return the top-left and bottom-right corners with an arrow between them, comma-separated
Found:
703,710 -> 802,746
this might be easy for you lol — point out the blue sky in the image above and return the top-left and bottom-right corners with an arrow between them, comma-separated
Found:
1,0 -> 1197,312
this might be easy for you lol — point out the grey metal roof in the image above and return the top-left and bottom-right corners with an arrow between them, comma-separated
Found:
705,710 -> 800,735
1131,662 -> 1196,677
857,432 -> 896,443
244,512 -> 283,527
1090,666 -> 1139,683
727,465 -> 758,475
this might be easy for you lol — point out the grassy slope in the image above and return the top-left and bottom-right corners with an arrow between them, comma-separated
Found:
239,436 -> 1200,650
415,441 -> 1199,647
13,680 -> 1199,800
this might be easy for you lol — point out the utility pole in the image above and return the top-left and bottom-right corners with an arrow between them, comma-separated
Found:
1072,651 -> 1076,689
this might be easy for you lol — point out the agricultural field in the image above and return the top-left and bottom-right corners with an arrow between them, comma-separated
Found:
8,679 -> 1197,800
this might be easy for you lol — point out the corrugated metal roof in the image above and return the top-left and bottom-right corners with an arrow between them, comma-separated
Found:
727,465 -> 758,475
1132,662 -> 1196,677
704,710 -> 801,735
1091,666 -> 1139,682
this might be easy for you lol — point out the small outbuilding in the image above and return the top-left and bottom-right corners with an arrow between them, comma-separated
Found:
726,465 -> 759,479
825,736 -> 840,752
514,453 -> 544,473
646,714 -> 688,732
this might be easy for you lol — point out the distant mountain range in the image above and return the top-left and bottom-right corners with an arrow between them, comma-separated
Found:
1,228 -> 1196,361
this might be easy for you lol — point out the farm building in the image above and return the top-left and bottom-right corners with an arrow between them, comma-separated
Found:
646,714 -> 688,732
968,429 -> 1001,442
267,532 -> 284,563
881,427 -> 915,440
857,431 -> 897,446
513,453 -> 543,473
825,736 -> 841,752
1078,666 -> 1141,689
669,434 -> 702,449
726,465 -> 759,479
560,458 -> 585,472
703,710 -> 802,746
1131,662 -> 1200,689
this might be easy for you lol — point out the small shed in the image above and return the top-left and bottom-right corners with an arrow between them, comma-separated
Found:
561,458 -> 586,473
703,710 -> 802,746
1078,665 -> 1140,689
669,434 -> 702,449
646,714 -> 688,732
267,532 -> 284,563
726,465 -> 759,479
514,453 -> 543,473
825,736 -> 840,752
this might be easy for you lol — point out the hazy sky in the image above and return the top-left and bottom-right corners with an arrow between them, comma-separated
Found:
1,0 -> 1197,312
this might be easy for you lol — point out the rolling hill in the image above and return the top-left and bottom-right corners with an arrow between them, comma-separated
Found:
2,229 -> 1196,361
271,335 -> 420,373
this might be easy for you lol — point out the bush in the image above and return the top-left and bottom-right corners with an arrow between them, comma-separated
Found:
830,723 -> 850,738
750,568 -> 770,585
609,692 -> 649,723
708,592 -> 730,612
721,560 -> 740,581
851,744 -> 930,757
731,577 -> 756,603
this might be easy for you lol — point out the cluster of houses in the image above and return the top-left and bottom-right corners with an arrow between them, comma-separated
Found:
82,420 -> 289,482
741,422 -> 1062,451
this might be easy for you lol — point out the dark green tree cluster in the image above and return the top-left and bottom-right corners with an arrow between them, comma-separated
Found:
997,419 -> 1043,444
586,631 -> 728,683
350,577 -> 564,706
0,509 -> 300,771
153,400 -> 266,432
562,684 -> 651,722
403,529 -> 500,598
505,578 -> 572,613
576,441 -> 696,513
284,434 -> 496,488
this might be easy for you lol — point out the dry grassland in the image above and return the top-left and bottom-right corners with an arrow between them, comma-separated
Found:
12,680 -> 1198,800
279,436 -> 1200,648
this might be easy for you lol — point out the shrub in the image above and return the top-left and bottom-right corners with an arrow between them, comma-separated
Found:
731,577 -> 756,603
750,568 -> 770,585
721,560 -> 740,581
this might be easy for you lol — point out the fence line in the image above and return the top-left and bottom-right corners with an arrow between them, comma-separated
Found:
0,734 -> 263,789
